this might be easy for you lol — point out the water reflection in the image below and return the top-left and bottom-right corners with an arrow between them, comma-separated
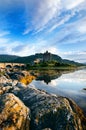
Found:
30,69 -> 86,116
36,73 -> 62,84
30,69 -> 75,84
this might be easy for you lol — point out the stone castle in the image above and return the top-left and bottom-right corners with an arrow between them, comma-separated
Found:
43,51 -> 52,62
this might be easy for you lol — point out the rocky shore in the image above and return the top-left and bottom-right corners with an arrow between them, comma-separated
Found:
0,71 -> 86,130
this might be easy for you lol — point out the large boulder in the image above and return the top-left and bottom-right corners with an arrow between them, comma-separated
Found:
0,75 -> 86,130
20,86 -> 86,130
6,72 -> 25,80
0,93 -> 30,130
0,76 -> 12,84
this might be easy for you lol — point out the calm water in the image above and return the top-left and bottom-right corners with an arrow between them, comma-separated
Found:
30,69 -> 86,115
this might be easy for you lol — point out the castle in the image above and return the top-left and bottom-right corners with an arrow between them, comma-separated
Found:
43,51 -> 52,62
33,51 -> 52,64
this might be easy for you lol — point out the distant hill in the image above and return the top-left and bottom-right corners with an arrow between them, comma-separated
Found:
62,59 -> 82,66
0,55 -> 19,62
0,53 -> 82,66
14,53 -> 63,64
14,53 -> 44,63
83,62 -> 86,65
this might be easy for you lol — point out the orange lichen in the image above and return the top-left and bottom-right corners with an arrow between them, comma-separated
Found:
20,75 -> 36,85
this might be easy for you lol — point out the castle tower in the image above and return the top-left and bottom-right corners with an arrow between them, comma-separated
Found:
43,51 -> 51,62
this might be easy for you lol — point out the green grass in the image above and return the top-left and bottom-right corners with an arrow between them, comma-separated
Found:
27,66 -> 78,70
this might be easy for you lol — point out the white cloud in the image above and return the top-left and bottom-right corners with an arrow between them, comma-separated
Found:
77,18 -> 86,33
49,80 -> 58,87
0,0 -> 86,36
23,28 -> 31,35
0,36 -> 86,63
0,31 -> 10,37
0,37 -> 9,44
12,43 -> 36,56
23,0 -> 86,35
62,0 -> 85,10
0,38 -> 59,56
0,40 -> 19,55
0,0 -> 86,63
60,51 -> 86,63
48,14 -> 86,46
23,0 -> 61,34
47,47 -> 58,54
33,0 -> 61,30
48,12 -> 75,32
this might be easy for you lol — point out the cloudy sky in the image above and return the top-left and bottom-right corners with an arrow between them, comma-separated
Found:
0,0 -> 86,63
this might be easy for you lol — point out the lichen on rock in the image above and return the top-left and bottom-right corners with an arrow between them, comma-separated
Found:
0,93 -> 30,130
20,75 -> 35,85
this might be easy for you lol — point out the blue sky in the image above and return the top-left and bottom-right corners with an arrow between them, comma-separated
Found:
0,0 -> 86,63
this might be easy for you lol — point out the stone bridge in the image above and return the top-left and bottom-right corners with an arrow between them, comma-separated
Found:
0,63 -> 26,69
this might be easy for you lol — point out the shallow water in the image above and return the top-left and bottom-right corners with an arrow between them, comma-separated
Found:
30,69 -> 86,115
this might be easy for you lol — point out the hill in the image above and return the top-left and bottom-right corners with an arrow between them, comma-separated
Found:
0,53 -> 82,66
14,53 -> 63,63
0,55 -> 19,62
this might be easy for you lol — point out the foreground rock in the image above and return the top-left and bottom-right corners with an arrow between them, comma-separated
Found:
20,86 -> 86,130
0,74 -> 86,130
0,93 -> 30,130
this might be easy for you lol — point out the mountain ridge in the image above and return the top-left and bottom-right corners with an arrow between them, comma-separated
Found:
0,53 -> 82,66
0,54 -> 19,62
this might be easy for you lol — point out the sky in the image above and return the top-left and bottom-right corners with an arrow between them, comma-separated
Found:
0,0 -> 86,63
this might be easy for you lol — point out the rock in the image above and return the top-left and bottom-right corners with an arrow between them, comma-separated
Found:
16,82 -> 27,88
12,80 -> 18,86
0,76 -> 12,84
0,93 -> 30,130
0,86 -> 13,95
0,76 -> 26,96
20,86 -> 86,130
7,72 -> 25,80
0,74 -> 86,130
11,86 -> 20,95
21,71 -> 30,77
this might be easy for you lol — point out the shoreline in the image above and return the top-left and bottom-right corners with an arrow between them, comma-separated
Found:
0,69 -> 86,129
